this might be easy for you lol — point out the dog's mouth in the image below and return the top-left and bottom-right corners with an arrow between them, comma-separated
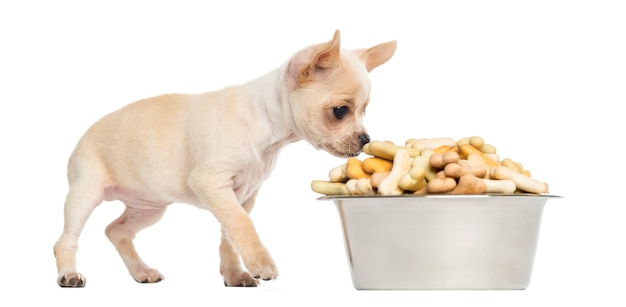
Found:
333,148 -> 362,158
324,147 -> 362,158
320,134 -> 368,158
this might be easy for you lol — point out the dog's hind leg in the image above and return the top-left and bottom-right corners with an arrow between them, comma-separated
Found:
54,179 -> 104,287
105,205 -> 166,283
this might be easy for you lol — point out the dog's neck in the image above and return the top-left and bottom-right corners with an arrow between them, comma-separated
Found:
244,68 -> 301,152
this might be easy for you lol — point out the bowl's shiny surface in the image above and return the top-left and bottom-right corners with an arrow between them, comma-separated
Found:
321,194 -> 559,290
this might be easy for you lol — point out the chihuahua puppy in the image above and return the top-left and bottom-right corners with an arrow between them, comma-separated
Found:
54,30 -> 396,287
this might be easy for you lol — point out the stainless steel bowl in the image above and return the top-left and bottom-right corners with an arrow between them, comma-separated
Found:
320,194 -> 560,290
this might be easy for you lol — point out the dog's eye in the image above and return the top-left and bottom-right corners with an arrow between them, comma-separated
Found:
333,106 -> 349,120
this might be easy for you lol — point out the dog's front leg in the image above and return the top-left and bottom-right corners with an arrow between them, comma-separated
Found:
189,175 -> 278,284
219,190 -> 266,286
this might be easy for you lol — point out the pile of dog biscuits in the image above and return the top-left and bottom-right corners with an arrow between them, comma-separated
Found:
311,136 -> 549,196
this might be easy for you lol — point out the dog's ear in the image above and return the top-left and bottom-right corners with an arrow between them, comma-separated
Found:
311,29 -> 341,69
355,40 -> 397,72
288,30 -> 342,87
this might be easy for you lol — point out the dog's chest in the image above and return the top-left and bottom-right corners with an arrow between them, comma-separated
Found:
232,143 -> 283,203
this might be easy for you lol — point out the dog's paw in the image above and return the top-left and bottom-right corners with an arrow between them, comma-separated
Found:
58,272 -> 86,287
223,270 -> 260,287
132,268 -> 164,284
245,257 -> 279,281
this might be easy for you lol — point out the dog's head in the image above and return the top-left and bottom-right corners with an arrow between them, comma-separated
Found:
284,30 -> 396,157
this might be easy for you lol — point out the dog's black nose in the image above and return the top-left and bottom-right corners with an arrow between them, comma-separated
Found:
358,133 -> 370,147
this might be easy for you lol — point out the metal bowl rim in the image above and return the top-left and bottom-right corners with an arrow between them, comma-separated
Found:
318,194 -> 562,201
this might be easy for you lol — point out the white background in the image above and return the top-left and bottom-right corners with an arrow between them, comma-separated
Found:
1,0 -> 624,306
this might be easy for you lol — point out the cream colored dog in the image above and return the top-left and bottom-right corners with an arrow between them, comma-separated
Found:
54,30 -> 396,287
